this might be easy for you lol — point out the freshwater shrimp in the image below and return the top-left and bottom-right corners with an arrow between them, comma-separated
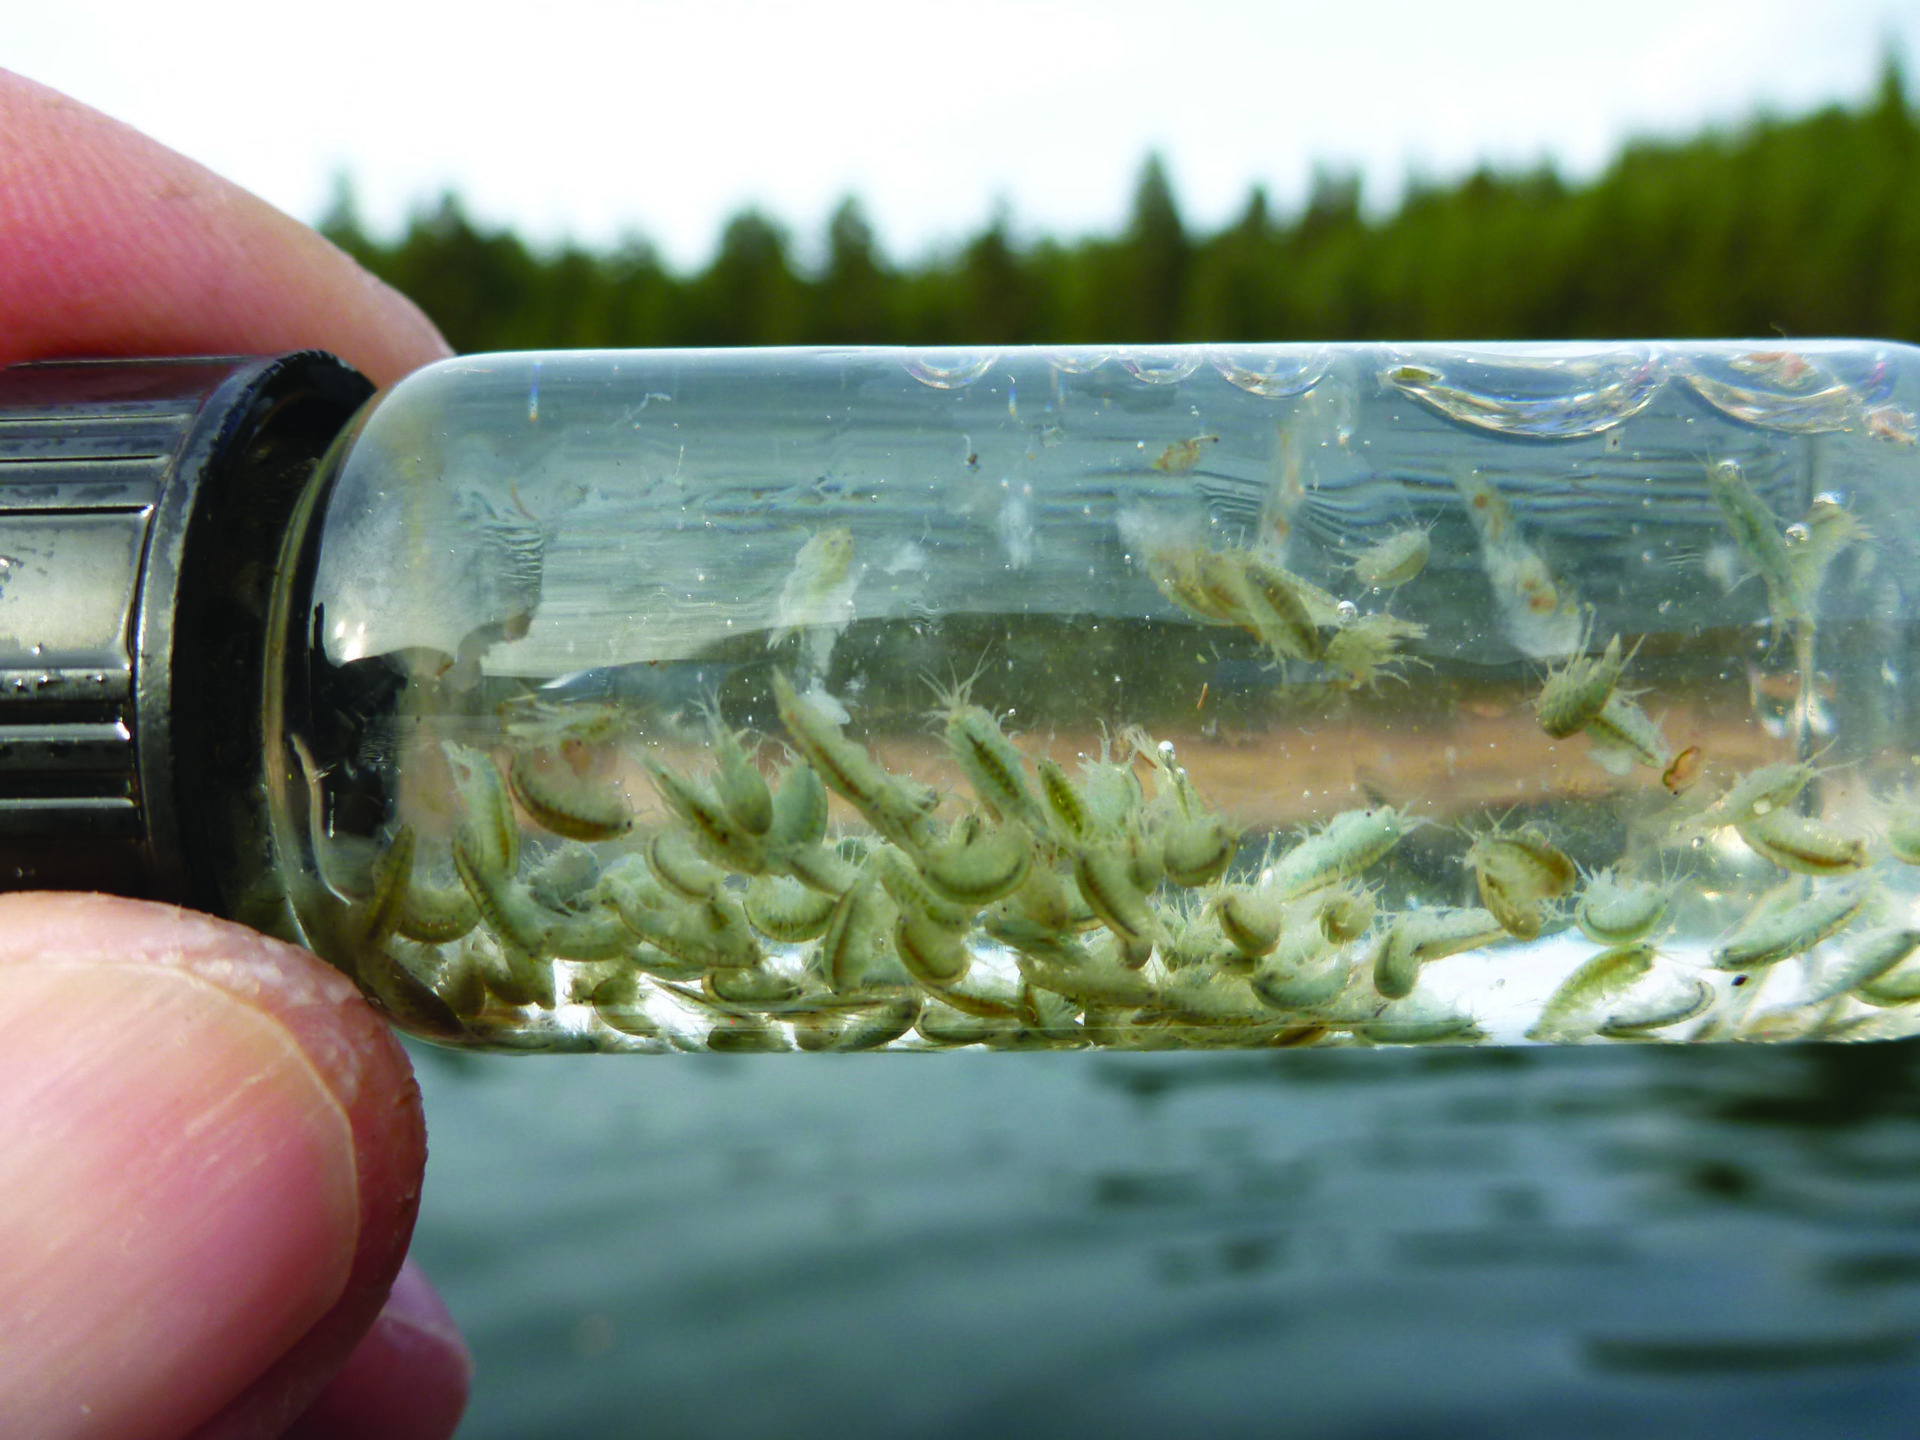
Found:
1346,526 -> 1432,589
925,664 -> 1045,831
768,526 -> 858,648
1670,756 -> 1818,841
1322,612 -> 1428,690
1582,691 -> 1673,776
918,815 -> 1033,907
1464,825 -> 1576,941
1238,554 -> 1327,662
1528,943 -> 1657,1041
1454,467 -> 1584,660
1709,875 -> 1871,971
442,741 -> 520,878
1706,456 -> 1807,631
772,669 -> 937,851
1806,928 -> 1920,1004
1533,628 -> 1626,739
1371,907 -> 1506,1000
1151,433 -> 1219,473
507,750 -> 634,843
1264,805 -> 1407,901
1735,807 -> 1868,876
1575,868 -> 1674,945
1785,493 -> 1870,601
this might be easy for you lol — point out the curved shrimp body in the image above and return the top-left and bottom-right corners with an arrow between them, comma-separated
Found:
508,751 -> 634,843
1323,613 -> 1427,690
1266,806 -> 1406,901
1575,869 -> 1671,945
705,716 -> 774,837
644,757 -> 770,874
1211,885 -> 1287,959
1535,633 -> 1625,739
1710,876 -> 1871,971
1707,457 -> 1807,628
1145,544 -> 1248,627
1251,941 -> 1356,1013
397,874 -> 481,946
1855,935 -> 1920,1006
1674,759 -> 1816,841
1596,978 -> 1712,1039
772,669 -> 937,851
1806,927 -> 1920,1005
1372,906 -> 1506,1000
1581,691 -> 1672,774
1787,495 -> 1869,601
442,741 -> 520,877
1348,528 -> 1431,589
355,825 -> 417,947
1238,556 -> 1327,662
744,873 -> 840,943
1735,808 -> 1868,876
1466,827 -> 1576,941
919,816 -> 1033,907
1071,840 -> 1163,951
1146,544 -> 1344,664
1880,797 -> 1920,867
620,889 -> 764,973
768,759 -> 830,850
944,703 -> 1045,830
1528,943 -> 1657,1041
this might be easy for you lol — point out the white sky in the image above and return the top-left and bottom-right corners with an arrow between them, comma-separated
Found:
9,1 -> 1917,271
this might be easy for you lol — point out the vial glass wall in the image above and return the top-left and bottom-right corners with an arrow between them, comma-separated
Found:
269,344 -> 1920,1052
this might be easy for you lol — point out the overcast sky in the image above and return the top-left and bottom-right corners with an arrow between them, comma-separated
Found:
10,1 -> 1917,269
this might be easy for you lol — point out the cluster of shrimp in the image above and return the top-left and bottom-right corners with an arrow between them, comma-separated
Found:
338,644 -> 1920,1049
1142,539 -> 1428,691
1512,464 -> 1920,1042
343,665 -> 1508,1050
332,447 -> 1920,1050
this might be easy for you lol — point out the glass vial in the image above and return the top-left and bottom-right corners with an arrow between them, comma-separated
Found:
10,345 -> 1916,1053
257,343 -> 1920,1052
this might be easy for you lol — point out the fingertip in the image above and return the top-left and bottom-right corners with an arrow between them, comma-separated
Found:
0,894 -> 428,1440
284,1261 -> 472,1440
0,67 -> 452,386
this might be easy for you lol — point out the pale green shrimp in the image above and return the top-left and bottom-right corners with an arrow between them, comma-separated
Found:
1707,456 -> 1807,631
1370,907 -> 1506,1000
507,750 -> 634,843
1734,808 -> 1868,876
1264,805 -> 1407,901
1463,824 -> 1576,941
1710,875 -> 1872,971
1322,612 -> 1428,690
1346,526 -> 1432,589
1575,867 -> 1674,945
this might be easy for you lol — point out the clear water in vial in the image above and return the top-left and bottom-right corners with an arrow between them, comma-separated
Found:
278,343 -> 1920,1052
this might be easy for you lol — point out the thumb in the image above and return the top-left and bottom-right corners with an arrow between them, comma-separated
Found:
0,893 -> 439,1440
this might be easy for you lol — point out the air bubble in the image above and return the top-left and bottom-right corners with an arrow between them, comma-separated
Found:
1335,600 -> 1359,623
903,352 -> 998,390
1116,350 -> 1201,385
1046,349 -> 1114,375
1209,348 -> 1333,398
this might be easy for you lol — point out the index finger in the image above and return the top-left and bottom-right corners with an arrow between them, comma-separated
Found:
0,68 -> 450,386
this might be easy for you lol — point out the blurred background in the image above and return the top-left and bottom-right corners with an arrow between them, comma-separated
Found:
19,4 -> 1920,1433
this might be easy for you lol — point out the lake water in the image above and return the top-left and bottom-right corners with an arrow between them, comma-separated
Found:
407,1038 -> 1920,1437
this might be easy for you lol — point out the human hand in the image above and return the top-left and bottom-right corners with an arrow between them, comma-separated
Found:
0,69 -> 466,1440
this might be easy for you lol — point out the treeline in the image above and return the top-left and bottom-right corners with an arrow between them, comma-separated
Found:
322,60 -> 1920,350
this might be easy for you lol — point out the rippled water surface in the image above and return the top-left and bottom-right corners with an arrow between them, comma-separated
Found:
408,1040 -> 1920,1437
